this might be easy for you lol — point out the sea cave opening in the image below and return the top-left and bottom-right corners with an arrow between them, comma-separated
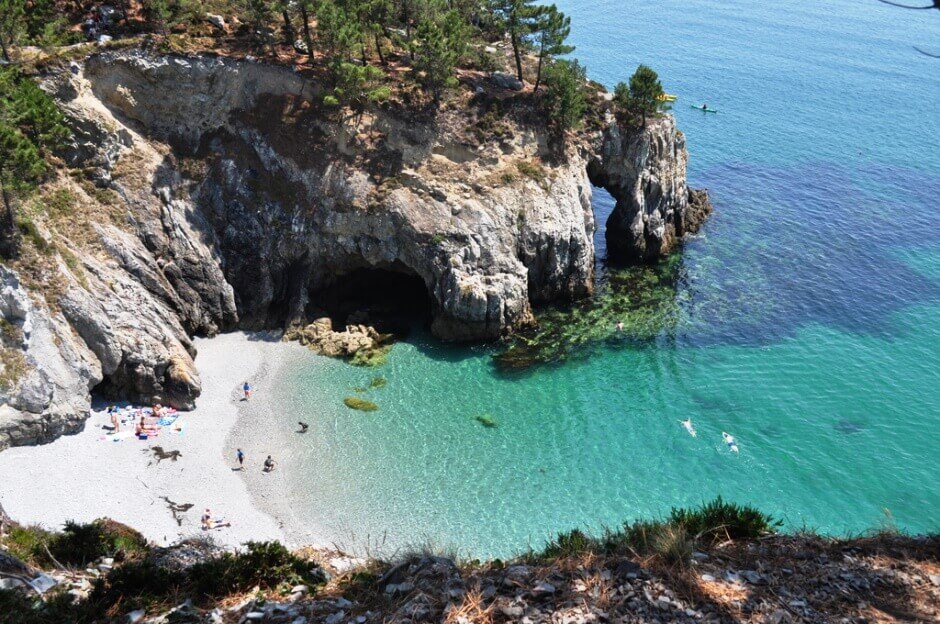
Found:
309,263 -> 432,337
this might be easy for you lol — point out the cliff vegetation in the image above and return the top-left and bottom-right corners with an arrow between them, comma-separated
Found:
1,500 -> 937,623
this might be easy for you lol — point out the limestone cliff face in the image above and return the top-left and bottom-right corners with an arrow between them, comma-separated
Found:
590,117 -> 711,262
0,51 -> 709,450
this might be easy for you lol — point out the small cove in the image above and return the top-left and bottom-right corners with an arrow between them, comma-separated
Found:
233,0 -> 940,558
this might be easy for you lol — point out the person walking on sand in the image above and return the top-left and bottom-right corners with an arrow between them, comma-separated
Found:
243,381 -> 252,400
263,455 -> 275,472
236,448 -> 245,469
108,406 -> 120,433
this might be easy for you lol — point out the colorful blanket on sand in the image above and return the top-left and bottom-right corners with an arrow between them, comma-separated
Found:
157,414 -> 179,427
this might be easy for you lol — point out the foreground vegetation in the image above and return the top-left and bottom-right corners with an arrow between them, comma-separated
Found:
536,497 -> 783,564
1,525 -> 326,624
2,499 -> 934,624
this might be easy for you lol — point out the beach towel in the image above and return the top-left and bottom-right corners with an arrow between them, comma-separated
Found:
157,414 -> 179,427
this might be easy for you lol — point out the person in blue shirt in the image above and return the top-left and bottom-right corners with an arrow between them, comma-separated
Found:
242,382 -> 251,400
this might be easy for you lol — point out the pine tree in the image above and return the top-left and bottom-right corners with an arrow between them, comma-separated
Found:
297,0 -> 315,58
244,0 -> 273,46
9,78 -> 69,152
0,68 -> 70,258
316,0 -> 361,62
273,0 -> 295,46
0,122 -> 43,258
531,4 -> 573,91
0,0 -> 25,62
627,64 -> 663,125
411,3 -> 468,101
490,0 -> 540,83
142,0 -> 171,34
541,58 -> 587,131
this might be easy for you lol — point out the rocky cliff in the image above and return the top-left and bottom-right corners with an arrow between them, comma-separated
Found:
0,50 -> 709,451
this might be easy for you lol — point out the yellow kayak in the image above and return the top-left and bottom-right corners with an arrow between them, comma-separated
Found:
657,93 -> 678,102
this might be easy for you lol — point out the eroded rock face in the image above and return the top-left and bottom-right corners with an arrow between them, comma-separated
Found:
590,117 -> 711,262
0,267 -> 99,450
0,50 -> 709,450
82,52 -> 594,341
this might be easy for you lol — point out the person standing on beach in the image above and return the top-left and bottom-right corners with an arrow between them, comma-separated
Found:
243,381 -> 252,400
236,448 -> 244,469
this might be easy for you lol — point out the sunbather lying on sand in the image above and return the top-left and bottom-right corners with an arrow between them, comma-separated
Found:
136,416 -> 159,437
201,509 -> 231,530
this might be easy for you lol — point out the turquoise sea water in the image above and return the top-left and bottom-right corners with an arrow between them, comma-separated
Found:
253,0 -> 940,557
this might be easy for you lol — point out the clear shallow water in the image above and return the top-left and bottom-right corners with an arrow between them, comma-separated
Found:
249,0 -> 940,557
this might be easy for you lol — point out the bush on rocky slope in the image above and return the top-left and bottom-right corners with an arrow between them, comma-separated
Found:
538,497 -> 780,562
1,519 -> 148,568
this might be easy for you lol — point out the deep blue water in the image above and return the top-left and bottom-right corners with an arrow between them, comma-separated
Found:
245,0 -> 940,557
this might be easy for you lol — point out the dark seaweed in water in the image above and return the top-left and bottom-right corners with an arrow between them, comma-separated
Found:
835,419 -> 865,434
493,255 -> 684,371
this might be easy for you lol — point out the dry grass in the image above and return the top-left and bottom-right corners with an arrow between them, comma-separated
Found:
444,586 -> 495,624
0,347 -> 29,392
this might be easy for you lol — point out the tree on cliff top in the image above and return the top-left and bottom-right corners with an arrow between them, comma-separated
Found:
532,4 -> 574,91
0,68 -> 70,259
490,0 -> 541,83
541,58 -> 587,132
614,64 -> 663,126
411,3 -> 469,101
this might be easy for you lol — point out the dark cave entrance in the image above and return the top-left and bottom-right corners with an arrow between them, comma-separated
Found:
310,264 -> 432,336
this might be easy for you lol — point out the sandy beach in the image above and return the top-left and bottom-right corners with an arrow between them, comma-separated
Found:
0,332 -> 309,549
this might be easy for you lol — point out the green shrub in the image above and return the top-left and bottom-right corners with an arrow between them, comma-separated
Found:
367,86 -> 392,103
515,160 -> 547,184
0,318 -> 19,342
667,496 -> 781,543
48,519 -> 149,566
14,216 -> 50,253
536,498 -> 780,561
42,188 -> 76,217
540,529 -> 591,558
541,59 -> 588,131
344,397 -> 378,411
83,542 -> 324,615
1,524 -> 54,566
0,347 -> 28,392
188,541 -> 320,598
85,559 -> 178,614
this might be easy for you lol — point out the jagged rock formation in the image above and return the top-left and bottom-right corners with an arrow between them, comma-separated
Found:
0,50 -> 710,450
589,118 -> 712,262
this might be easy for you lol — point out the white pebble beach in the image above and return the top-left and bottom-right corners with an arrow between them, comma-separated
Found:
0,332 -> 310,549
